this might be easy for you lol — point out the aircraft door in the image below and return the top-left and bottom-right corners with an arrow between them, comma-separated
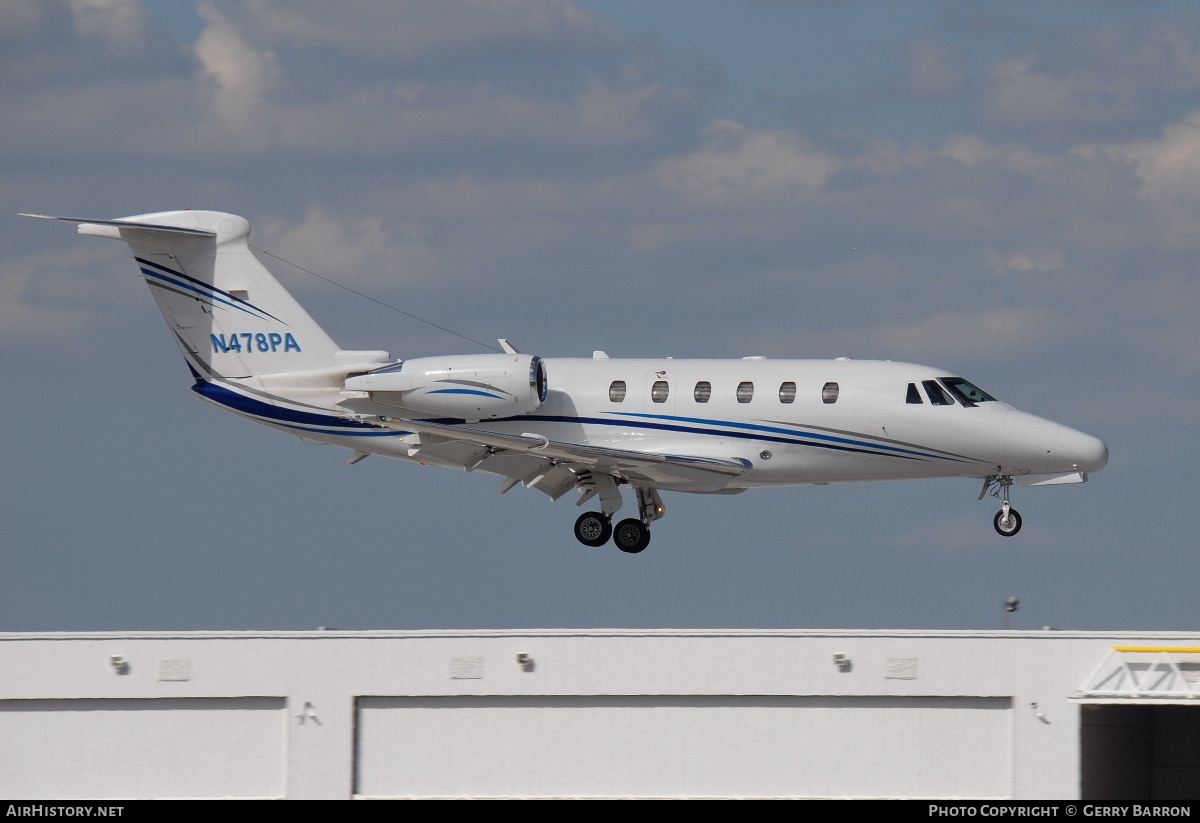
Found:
643,369 -> 678,415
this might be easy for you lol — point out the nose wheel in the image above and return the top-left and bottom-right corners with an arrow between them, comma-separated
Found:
980,475 -> 1023,537
993,507 -> 1022,536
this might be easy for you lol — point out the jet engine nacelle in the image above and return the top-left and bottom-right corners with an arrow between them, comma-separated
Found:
344,354 -> 547,420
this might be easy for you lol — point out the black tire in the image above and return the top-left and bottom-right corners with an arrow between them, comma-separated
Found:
574,511 -> 612,547
993,508 -> 1023,537
613,518 -> 651,553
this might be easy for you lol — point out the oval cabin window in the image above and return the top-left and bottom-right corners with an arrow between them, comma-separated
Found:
821,382 -> 839,404
651,380 -> 669,403
737,382 -> 754,403
778,382 -> 796,404
609,380 -> 627,403
694,381 -> 712,403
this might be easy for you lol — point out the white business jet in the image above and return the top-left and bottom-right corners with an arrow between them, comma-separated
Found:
23,210 -> 1108,553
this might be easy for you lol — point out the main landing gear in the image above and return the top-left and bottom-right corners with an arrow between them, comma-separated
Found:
573,482 -> 664,554
575,512 -> 651,553
980,475 -> 1022,537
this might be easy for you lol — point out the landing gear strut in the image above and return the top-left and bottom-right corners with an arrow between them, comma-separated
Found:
980,475 -> 1022,537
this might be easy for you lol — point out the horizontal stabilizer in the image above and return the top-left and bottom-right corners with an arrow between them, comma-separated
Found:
19,213 -> 216,237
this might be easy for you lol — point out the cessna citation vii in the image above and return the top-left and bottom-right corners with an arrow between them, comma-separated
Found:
23,210 -> 1108,553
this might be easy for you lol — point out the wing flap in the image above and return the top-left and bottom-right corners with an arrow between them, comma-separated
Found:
337,398 -> 748,490
378,415 -> 748,490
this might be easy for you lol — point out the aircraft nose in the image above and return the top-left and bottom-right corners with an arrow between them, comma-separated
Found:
1057,425 -> 1109,474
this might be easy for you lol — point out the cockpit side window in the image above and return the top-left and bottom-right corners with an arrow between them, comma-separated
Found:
940,377 -> 996,405
906,383 -> 923,404
922,379 -> 954,405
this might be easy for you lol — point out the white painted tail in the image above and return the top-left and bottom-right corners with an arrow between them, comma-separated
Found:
24,210 -> 344,379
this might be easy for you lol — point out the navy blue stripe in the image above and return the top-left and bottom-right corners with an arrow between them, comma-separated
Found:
136,257 -> 283,323
612,411 -> 960,461
428,388 -> 504,399
193,381 -> 403,437
427,414 -> 932,462
141,267 -> 266,321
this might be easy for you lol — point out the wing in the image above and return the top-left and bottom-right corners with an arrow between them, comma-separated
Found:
338,399 -> 748,500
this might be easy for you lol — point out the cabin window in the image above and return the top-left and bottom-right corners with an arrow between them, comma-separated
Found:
736,381 -> 754,403
821,382 -> 839,404
778,382 -> 796,403
651,380 -> 670,403
906,383 -> 923,404
609,380 -> 627,403
694,381 -> 712,403
922,379 -> 954,405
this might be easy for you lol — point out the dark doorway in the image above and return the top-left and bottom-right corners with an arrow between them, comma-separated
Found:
1081,704 -> 1200,799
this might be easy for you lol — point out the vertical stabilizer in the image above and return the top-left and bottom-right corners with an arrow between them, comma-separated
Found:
46,210 -> 342,379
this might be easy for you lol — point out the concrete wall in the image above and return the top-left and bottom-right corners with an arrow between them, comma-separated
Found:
0,629 -> 1196,799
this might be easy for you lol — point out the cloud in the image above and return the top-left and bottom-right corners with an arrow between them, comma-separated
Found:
938,133 -> 1054,175
1079,110 -> 1200,247
230,0 -> 623,63
984,56 -> 1132,128
0,245 -> 130,343
654,120 -> 842,208
69,0 -> 146,49
253,208 -> 447,289
986,249 -> 1066,276
981,13 -> 1200,139
893,29 -> 967,100
194,1 -> 280,142
0,0 -> 690,165
869,307 -> 1068,364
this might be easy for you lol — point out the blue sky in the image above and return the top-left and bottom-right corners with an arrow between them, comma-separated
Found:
3,0 -> 1199,632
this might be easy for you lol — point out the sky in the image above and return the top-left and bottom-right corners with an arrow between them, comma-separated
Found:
2,0 -> 1198,633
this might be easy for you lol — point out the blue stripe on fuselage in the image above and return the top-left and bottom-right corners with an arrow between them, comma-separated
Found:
193,381 -> 404,437
608,411 -> 963,461
422,413 -> 957,462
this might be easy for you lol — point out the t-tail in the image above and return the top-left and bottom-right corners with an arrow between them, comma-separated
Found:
21,210 -> 393,435
22,210 -> 356,380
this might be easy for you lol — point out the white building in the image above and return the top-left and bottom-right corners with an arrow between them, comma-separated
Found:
1,629 -> 1196,799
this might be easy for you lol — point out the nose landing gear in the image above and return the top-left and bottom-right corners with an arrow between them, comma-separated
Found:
993,507 -> 1022,537
980,475 -> 1022,537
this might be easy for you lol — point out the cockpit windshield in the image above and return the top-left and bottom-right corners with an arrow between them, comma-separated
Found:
940,377 -> 997,405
